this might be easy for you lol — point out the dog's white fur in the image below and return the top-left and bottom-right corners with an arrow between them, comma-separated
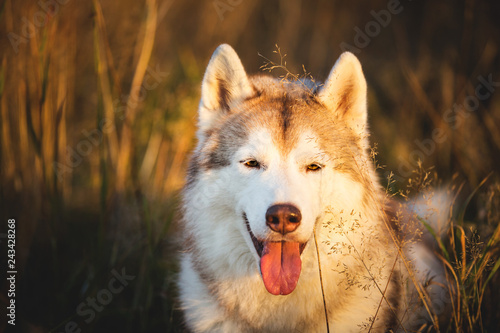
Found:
178,44 -> 450,332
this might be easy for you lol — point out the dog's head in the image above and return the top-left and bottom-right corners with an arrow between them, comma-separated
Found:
188,44 -> 370,295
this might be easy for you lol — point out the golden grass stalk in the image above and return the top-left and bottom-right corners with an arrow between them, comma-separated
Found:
313,229 -> 330,333
93,0 -> 120,169
115,0 -> 158,192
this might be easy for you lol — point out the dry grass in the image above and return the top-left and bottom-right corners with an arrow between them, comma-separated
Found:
393,167 -> 500,332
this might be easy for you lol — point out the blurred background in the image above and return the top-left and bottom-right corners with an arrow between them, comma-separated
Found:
0,0 -> 499,331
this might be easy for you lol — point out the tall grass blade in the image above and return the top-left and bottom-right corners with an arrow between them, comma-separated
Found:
419,216 -> 450,261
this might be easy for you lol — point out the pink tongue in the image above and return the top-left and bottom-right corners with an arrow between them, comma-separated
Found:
260,241 -> 302,295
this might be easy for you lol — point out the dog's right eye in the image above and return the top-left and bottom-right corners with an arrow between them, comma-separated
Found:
243,160 -> 260,168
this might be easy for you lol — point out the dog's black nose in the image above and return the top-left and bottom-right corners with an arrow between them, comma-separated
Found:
266,204 -> 302,234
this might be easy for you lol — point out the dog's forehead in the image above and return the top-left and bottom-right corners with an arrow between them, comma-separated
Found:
239,81 -> 325,152
198,77 -> 360,172
240,127 -> 323,161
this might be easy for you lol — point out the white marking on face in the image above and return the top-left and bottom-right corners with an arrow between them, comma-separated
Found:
234,129 -> 329,248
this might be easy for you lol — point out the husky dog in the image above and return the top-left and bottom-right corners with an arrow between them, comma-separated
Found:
178,44 -> 450,332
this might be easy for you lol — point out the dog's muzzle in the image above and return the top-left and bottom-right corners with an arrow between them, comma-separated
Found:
244,204 -> 307,296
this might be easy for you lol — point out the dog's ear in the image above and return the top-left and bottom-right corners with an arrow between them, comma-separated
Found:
199,44 -> 253,133
317,52 -> 367,136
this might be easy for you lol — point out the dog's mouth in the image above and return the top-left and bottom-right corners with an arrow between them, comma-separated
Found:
244,214 -> 307,296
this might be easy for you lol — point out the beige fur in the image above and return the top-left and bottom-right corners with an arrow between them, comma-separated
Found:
178,44 -> 450,332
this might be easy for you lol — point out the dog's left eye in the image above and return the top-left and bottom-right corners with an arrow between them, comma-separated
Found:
306,163 -> 322,172
243,160 -> 260,168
